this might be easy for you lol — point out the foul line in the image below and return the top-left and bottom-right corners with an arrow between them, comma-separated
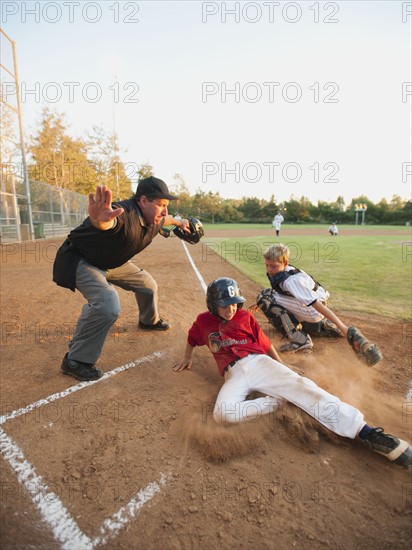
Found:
182,241 -> 207,292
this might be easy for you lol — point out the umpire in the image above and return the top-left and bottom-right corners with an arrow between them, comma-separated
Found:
53,176 -> 190,382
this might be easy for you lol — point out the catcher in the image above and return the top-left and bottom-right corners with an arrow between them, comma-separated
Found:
53,176 -> 204,382
173,277 -> 411,467
254,243 -> 382,366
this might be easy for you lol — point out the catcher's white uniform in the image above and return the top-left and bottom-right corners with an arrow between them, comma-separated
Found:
269,266 -> 329,322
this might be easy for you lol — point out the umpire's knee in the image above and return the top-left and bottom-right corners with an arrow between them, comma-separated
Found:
139,276 -> 158,295
95,288 -> 121,321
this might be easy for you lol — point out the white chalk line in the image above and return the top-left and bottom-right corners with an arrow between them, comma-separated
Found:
182,241 -> 207,292
0,428 -> 167,549
0,351 -> 163,425
92,473 -> 167,547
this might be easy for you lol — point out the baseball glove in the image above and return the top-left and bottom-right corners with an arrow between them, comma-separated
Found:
347,326 -> 382,366
173,217 -> 204,244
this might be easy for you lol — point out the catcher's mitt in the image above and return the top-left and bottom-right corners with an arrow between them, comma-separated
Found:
173,217 -> 204,244
347,326 -> 382,366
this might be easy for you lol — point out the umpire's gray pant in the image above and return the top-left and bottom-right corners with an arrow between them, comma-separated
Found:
68,259 -> 159,364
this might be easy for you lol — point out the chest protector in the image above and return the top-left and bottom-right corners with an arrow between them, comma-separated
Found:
267,267 -> 321,296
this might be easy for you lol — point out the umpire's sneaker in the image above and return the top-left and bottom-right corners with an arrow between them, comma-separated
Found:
139,318 -> 170,331
363,427 -> 412,467
61,353 -> 103,381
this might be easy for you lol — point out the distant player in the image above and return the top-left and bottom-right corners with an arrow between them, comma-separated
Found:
329,222 -> 339,236
173,277 -> 411,467
254,244 -> 382,365
272,211 -> 284,237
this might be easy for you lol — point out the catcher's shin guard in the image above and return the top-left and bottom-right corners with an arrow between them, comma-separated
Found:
256,290 -> 313,352
257,289 -> 294,336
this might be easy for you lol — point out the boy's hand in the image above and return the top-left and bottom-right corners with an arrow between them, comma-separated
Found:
173,359 -> 193,372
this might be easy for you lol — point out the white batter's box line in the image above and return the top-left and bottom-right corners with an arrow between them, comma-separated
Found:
92,472 -> 168,548
0,351 -> 164,426
0,427 -> 167,550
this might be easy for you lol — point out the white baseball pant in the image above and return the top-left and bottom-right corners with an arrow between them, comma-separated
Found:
213,354 -> 365,439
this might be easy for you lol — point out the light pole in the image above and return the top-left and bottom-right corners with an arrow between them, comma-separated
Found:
355,203 -> 367,225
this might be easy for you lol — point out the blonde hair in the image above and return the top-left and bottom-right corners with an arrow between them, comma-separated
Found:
264,243 -> 290,263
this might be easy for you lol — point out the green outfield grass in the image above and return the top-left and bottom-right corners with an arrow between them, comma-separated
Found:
202,227 -> 412,319
203,223 -> 412,232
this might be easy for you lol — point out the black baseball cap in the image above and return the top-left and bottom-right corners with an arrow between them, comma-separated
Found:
134,176 -> 177,200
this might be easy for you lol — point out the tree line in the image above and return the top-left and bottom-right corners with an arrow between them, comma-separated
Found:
3,108 -> 409,225
172,183 -> 411,226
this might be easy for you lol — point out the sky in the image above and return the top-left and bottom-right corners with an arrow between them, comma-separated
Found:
1,0 -> 411,206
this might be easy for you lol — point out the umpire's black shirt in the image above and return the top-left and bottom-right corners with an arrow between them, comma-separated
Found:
53,199 -> 163,291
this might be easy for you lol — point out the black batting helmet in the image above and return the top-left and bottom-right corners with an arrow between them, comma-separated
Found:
206,278 -> 245,316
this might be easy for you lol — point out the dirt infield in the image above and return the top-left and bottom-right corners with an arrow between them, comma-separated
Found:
1,229 -> 411,550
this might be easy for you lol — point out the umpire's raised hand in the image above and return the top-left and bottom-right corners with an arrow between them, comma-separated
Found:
88,185 -> 124,230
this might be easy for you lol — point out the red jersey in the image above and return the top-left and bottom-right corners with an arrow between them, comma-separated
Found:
187,309 -> 272,376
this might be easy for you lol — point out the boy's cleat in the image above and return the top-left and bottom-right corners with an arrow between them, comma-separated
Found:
279,333 -> 313,353
363,427 -> 412,467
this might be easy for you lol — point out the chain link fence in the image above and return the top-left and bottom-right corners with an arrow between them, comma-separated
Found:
0,176 -> 88,242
